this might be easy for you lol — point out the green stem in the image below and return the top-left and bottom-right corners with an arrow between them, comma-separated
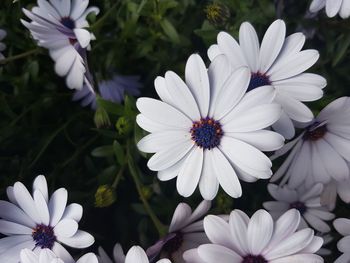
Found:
127,142 -> 167,236
112,165 -> 125,189
0,48 -> 40,64
90,2 -> 120,31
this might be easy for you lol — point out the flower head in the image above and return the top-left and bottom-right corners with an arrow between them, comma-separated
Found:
184,209 -> 324,263
208,19 -> 326,139
263,183 -> 335,233
271,97 -> 350,190
0,175 -> 94,263
334,218 -> 350,262
146,201 -> 210,262
72,75 -> 142,109
21,0 -> 99,90
136,53 -> 283,200
98,244 -> 171,263
20,248 -> 98,263
310,0 -> 350,18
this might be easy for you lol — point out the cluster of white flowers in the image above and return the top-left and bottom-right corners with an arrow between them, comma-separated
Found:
2,0 -> 350,262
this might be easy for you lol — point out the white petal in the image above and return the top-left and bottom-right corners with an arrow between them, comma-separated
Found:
32,175 -> 49,202
0,201 -> 35,228
77,253 -> 98,263
269,254 -> 323,263
203,215 -> 233,248
33,190 -> 50,225
74,28 -> 91,48
169,203 -> 192,232
0,220 -> 32,235
164,70 -> 201,120
239,22 -> 259,72
198,244 -> 242,263
49,188 -> 68,227
125,246 -> 149,263
211,148 -> 242,198
61,203 -> 83,222
247,210 -> 273,255
65,56 -> 85,90
326,0 -> 342,17
199,150 -> 219,200
54,47 -> 76,77
340,0 -> 350,18
334,218 -> 350,236
309,0 -> 326,13
136,98 -> 192,129
258,20 -> 286,73
154,76 -> 172,104
271,111 -> 296,140
55,219 -> 78,237
229,210 -> 249,255
52,242 -> 75,263
177,147 -> 203,197
207,44 -> 222,61
58,230 -> 94,248
185,54 -> 210,117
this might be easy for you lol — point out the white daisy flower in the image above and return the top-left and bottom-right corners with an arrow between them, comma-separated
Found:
309,0 -> 350,19
263,183 -> 335,233
0,175 -> 95,263
20,248 -> 98,263
0,29 -> 7,60
98,245 -> 171,263
21,0 -> 99,90
334,218 -> 350,262
146,200 -> 210,263
320,177 -> 350,210
184,209 -> 324,263
208,19 -> 326,139
136,53 -> 284,200
271,97 -> 350,188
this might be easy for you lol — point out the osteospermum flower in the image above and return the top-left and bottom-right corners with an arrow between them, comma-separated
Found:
321,177 -> 350,210
309,0 -> 350,19
73,75 -> 142,109
208,19 -> 326,139
21,0 -> 99,90
184,209 -> 324,263
146,201 -> 210,263
271,97 -> 350,188
263,183 -> 335,233
20,248 -> 98,263
0,29 -> 6,60
137,54 -> 284,200
334,218 -> 350,262
0,175 -> 94,263
98,245 -> 171,263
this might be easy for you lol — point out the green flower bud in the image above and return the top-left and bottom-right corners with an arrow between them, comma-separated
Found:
116,116 -> 132,135
95,185 -> 116,208
94,106 -> 111,129
205,2 -> 230,27
216,191 -> 234,213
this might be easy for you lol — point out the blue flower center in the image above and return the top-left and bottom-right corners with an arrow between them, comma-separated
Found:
32,224 -> 56,249
60,17 -> 75,30
303,122 -> 327,141
290,201 -> 307,214
242,255 -> 267,263
191,117 -> 223,150
248,72 -> 271,91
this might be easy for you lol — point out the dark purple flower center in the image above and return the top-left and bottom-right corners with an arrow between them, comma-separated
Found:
191,117 -> 223,150
290,201 -> 307,214
60,17 -> 75,30
32,224 -> 56,249
248,72 -> 271,91
163,232 -> 184,254
242,255 -> 268,263
303,122 -> 327,141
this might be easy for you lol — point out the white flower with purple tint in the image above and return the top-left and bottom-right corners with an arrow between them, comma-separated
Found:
0,175 -> 94,263
137,53 -> 284,200
321,177 -> 350,210
263,183 -> 335,233
184,209 -> 324,263
334,218 -> 350,262
21,0 -> 99,90
271,97 -> 350,190
98,245 -> 171,263
310,0 -> 350,19
146,201 -> 210,263
208,19 -> 326,139
0,29 -> 6,60
20,248 -> 98,263
73,75 -> 142,109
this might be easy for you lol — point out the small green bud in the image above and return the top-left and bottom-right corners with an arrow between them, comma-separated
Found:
141,186 -> 153,200
94,185 -> 116,208
205,2 -> 230,27
116,117 -> 132,135
216,191 -> 234,213
94,106 -> 111,129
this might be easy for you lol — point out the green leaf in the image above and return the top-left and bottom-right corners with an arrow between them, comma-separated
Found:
332,34 -> 350,67
160,18 -> 180,44
91,145 -> 114,157
96,97 -> 124,116
113,140 -> 125,165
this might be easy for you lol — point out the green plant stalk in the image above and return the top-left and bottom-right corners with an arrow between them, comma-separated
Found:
90,2 -> 120,31
127,143 -> 167,236
112,165 -> 125,189
0,48 -> 40,64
